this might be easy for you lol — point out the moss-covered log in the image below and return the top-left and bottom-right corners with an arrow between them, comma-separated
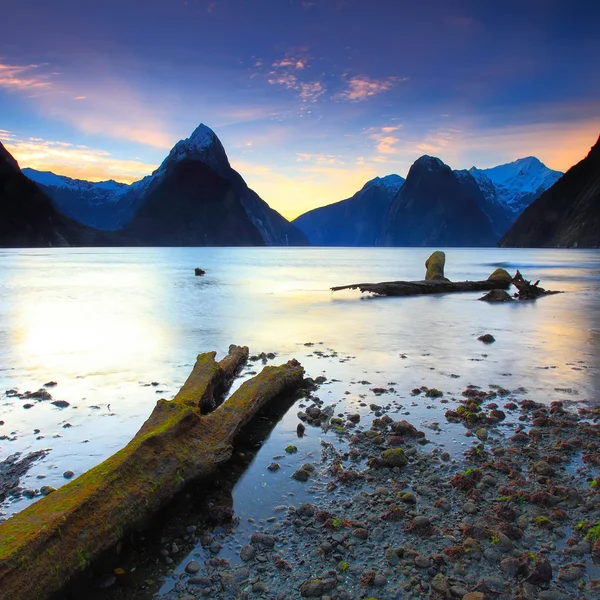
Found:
0,345 -> 305,600
331,279 -> 510,296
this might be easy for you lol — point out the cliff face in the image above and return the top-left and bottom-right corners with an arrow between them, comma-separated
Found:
500,136 -> 600,247
382,156 -> 496,247
0,143 -> 109,247
120,124 -> 307,246
121,159 -> 265,246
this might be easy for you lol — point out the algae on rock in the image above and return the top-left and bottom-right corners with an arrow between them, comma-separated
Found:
0,345 -> 305,600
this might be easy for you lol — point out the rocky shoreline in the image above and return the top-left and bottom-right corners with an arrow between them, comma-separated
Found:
51,343 -> 599,600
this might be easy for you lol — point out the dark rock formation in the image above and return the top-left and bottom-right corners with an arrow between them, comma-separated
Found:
382,156 -> 496,246
121,159 -> 266,246
500,135 -> 600,248
292,175 -> 404,246
0,143 -> 109,247
118,124 -> 307,246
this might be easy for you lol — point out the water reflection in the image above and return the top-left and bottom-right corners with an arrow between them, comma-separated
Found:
0,247 -> 599,517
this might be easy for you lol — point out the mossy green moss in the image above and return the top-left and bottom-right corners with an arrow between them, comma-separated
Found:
425,251 -> 446,281
382,448 -> 408,468
487,268 -> 512,282
0,349 -> 305,600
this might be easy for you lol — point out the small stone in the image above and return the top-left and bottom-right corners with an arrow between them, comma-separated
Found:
292,468 -> 310,482
267,462 -> 280,471
412,515 -> 431,528
299,578 -> 336,597
381,448 -> 408,468
414,554 -> 429,568
239,545 -> 256,562
250,533 -> 276,548
431,573 -> 450,595
400,492 -> 416,504
532,461 -> 555,477
185,561 -> 201,575
51,400 -> 70,408
478,334 -> 496,344
557,564 -> 584,581
63,470 -> 74,479
40,486 -> 56,496
463,502 -> 478,514
221,573 -> 241,595
296,502 -> 315,517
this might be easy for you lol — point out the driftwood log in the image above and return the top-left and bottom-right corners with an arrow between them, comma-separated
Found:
0,345 -> 305,600
511,269 -> 561,299
331,278 -> 510,296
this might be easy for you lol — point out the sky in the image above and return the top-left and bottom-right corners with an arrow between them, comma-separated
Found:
1,0 -> 599,219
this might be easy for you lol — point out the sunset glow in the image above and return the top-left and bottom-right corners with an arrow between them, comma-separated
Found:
1,0 -> 598,217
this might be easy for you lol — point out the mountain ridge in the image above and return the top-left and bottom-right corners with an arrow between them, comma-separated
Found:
500,135 -> 600,248
292,174 -> 404,246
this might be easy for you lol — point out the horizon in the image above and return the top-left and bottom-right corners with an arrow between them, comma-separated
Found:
1,0 -> 599,219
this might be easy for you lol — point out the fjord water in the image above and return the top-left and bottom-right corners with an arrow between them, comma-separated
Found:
0,247 -> 599,518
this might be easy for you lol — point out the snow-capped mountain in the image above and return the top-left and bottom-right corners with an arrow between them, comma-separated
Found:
469,157 -> 562,215
120,123 -> 308,246
22,169 -> 128,195
501,136 -> 600,248
382,155 -> 496,246
23,168 -> 131,230
292,174 -> 404,246
21,123 -> 307,245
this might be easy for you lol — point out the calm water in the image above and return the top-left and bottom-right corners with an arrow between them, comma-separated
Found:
1,246 -> 600,519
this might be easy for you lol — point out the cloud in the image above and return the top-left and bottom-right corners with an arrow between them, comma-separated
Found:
415,129 -> 456,153
1,132 -> 157,183
0,63 -> 53,90
368,125 -> 402,156
264,53 -> 325,103
33,77 -> 175,149
337,75 -> 406,102
296,152 -> 342,165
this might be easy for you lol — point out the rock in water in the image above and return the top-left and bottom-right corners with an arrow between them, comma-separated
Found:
487,268 -> 512,282
425,251 -> 448,281
194,268 -> 205,276
479,289 -> 514,302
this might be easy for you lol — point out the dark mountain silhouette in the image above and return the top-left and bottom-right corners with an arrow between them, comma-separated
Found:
292,175 -> 404,246
121,158 -> 265,246
382,155 -> 496,246
0,143 -> 109,247
500,135 -> 600,248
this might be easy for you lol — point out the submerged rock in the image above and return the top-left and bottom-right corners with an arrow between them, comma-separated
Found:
479,289 -> 514,302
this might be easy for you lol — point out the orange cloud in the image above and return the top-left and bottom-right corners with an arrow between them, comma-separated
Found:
2,134 -> 157,183
338,75 -> 407,102
265,53 -> 325,103
0,63 -> 52,90
368,125 -> 403,157
3,64 -> 176,150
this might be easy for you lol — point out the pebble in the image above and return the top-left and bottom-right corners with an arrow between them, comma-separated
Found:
184,561 -> 200,575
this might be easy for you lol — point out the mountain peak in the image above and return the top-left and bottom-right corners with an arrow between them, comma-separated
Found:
187,123 -> 218,151
155,123 -> 230,178
364,174 -> 405,193
412,155 -> 447,171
